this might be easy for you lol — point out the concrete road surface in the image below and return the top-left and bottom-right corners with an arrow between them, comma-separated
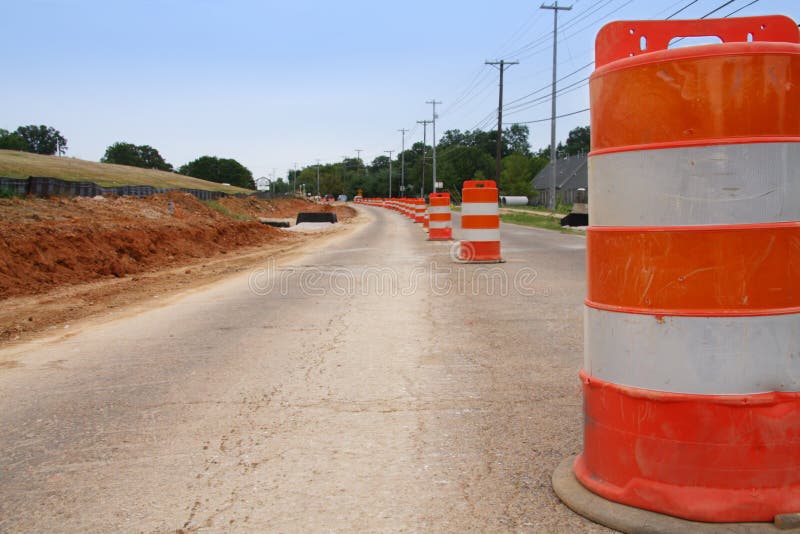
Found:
0,206 -> 606,532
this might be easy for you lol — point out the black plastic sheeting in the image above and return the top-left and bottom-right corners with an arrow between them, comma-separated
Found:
296,212 -> 337,224
0,176 -> 274,201
560,212 -> 588,227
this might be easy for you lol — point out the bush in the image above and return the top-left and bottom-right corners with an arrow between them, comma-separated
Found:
0,188 -> 20,199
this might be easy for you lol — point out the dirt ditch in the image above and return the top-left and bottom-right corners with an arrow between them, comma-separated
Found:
0,193 -> 359,345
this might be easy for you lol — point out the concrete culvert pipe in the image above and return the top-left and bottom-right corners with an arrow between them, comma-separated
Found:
499,196 -> 528,206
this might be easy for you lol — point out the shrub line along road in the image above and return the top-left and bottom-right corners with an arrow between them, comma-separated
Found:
0,205 -> 606,532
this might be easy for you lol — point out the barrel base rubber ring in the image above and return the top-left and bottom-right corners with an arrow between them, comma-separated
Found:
552,455 -> 792,533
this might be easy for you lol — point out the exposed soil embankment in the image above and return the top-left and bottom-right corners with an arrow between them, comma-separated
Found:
0,193 -> 354,299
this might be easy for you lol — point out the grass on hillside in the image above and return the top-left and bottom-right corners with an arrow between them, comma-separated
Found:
203,200 -> 254,221
500,212 -> 584,234
0,150 -> 252,193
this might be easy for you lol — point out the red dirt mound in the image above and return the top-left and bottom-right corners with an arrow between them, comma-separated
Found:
0,193 -> 355,299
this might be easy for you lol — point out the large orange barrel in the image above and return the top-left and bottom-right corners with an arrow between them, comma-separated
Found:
428,192 -> 452,240
576,16 -> 800,523
459,180 -> 501,262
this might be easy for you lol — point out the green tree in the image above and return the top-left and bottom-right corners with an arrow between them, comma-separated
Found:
14,125 -> 67,155
564,125 -> 590,156
179,156 -> 255,189
505,124 -> 531,156
0,129 -> 31,151
138,145 -> 173,171
102,142 -> 173,171
370,155 -> 390,171
101,142 -> 139,166
500,153 -> 536,196
437,129 -> 468,151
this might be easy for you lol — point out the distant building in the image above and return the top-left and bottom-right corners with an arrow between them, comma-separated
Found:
531,154 -> 587,207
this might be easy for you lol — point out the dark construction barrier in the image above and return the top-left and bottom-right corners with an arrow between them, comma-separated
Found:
0,176 -> 275,201
560,212 -> 588,227
296,212 -> 337,224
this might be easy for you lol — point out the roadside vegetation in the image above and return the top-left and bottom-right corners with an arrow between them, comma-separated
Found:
203,200 -> 255,221
2,123 -> 258,190
505,203 -> 573,215
293,125 -> 591,200
0,188 -> 20,199
0,150 -> 252,193
500,211 -> 584,234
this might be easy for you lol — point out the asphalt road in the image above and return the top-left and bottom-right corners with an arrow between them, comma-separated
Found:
0,205 -> 604,532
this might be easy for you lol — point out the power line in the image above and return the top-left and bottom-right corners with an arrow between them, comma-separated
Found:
503,77 -> 589,115
493,11 -> 544,58
503,60 -> 593,109
700,0 -> 737,19
440,66 -> 494,117
517,0 -> 635,62
503,0 -> 615,59
513,107 -> 590,124
504,0 -> 750,119
440,72 -> 498,120
665,0 -> 698,20
723,0 -> 760,18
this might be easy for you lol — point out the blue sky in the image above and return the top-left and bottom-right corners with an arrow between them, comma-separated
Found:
2,0 -> 798,182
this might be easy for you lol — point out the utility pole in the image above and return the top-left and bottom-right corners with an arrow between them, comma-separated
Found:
485,59 -> 519,182
316,159 -> 321,197
541,1 -> 572,210
426,100 -> 442,193
341,155 -> 348,196
292,162 -> 298,194
385,150 -> 394,198
416,120 -> 432,197
398,128 -> 407,195
355,149 -> 363,178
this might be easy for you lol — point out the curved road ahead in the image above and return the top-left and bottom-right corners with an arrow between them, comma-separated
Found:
0,205 -> 601,532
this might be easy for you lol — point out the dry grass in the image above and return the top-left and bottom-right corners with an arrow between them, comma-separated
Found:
0,150 -> 253,193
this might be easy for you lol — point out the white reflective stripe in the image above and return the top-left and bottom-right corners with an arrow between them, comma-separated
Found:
461,202 -> 499,216
584,306 -> 800,395
429,205 -> 450,214
590,142 -> 800,226
429,221 -> 451,229
460,229 -> 500,242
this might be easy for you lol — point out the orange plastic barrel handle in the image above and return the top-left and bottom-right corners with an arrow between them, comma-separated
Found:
595,15 -> 800,67
462,180 -> 496,189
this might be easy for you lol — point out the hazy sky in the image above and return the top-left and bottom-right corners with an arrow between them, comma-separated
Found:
2,0 -> 798,181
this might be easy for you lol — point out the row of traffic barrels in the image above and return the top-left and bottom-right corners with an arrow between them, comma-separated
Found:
354,181 -> 504,262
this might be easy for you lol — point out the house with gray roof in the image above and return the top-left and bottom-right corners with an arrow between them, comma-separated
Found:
531,154 -> 587,207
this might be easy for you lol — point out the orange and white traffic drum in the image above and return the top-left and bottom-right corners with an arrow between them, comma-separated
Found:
576,15 -> 800,523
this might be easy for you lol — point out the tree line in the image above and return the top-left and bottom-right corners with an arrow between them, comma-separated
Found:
100,143 -> 255,189
0,125 -> 256,190
1,123 -> 590,195
0,125 -> 68,155
293,124 -> 590,199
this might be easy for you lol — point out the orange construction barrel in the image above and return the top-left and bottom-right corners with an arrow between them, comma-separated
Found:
428,192 -> 453,241
575,15 -> 800,523
459,180 -> 501,262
